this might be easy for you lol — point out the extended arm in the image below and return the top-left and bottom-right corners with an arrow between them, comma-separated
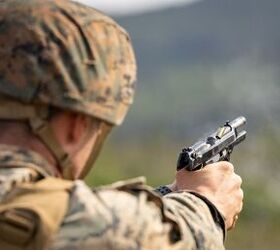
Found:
51,178 -> 226,250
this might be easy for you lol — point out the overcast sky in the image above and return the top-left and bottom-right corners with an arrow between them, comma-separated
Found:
74,0 -> 201,15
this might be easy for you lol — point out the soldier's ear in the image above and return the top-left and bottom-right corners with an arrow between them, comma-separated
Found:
66,113 -> 92,144
49,111 -> 88,148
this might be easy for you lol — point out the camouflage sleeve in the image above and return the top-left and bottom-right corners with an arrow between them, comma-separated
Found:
163,192 -> 225,249
50,179 -> 225,250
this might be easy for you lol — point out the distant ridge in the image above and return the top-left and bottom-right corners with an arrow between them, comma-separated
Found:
116,0 -> 280,75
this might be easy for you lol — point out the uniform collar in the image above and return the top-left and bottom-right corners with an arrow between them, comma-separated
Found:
0,144 -> 56,177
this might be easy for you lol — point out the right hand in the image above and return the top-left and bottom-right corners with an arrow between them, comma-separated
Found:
169,162 -> 244,230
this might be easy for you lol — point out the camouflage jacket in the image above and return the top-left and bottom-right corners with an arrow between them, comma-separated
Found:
0,144 -> 225,250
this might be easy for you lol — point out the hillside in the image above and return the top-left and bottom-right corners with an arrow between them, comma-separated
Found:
109,0 -> 280,140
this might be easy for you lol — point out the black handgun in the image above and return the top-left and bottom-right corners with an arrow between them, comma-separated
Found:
177,116 -> 247,171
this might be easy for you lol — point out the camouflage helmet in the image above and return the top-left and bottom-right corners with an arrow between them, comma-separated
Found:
0,0 -> 137,179
0,0 -> 137,125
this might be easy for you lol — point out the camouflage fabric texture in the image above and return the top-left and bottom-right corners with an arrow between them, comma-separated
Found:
0,144 -> 224,250
0,0 -> 137,125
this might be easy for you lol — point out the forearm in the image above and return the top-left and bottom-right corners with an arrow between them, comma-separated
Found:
155,185 -> 226,239
94,185 -> 225,249
105,181 -> 226,249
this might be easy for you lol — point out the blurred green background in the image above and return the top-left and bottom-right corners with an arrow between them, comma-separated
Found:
86,0 -> 280,249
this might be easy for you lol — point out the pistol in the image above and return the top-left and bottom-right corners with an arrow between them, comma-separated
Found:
177,116 -> 247,171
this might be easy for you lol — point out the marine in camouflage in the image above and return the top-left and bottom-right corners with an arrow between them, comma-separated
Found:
0,0 -> 226,249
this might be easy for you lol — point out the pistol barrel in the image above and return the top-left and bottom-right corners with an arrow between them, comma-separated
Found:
229,116 -> 246,130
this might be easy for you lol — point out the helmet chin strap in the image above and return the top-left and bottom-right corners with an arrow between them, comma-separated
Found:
79,122 -> 112,179
29,116 -> 75,180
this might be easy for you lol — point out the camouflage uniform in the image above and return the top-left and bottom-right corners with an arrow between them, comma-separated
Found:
0,0 -> 225,249
0,144 -> 224,250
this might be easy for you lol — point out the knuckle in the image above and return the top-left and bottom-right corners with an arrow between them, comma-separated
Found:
227,162 -> 235,172
220,162 -> 234,172
236,200 -> 244,214
234,174 -> 243,185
